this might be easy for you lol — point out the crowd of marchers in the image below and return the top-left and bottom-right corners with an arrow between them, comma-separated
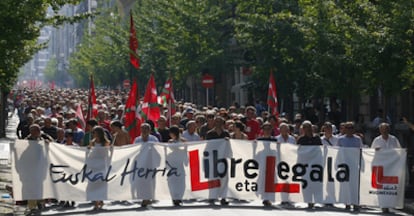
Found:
7,88 -> 410,215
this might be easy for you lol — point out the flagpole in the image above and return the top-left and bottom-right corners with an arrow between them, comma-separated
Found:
88,74 -> 92,145
168,99 -> 172,126
206,88 -> 209,106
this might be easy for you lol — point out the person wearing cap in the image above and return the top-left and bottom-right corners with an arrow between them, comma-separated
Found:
180,107 -> 195,129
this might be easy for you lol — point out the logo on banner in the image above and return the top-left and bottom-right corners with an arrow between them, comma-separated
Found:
188,149 -> 350,193
369,166 -> 399,195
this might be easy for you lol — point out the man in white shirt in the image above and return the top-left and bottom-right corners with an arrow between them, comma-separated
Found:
321,122 -> 338,147
371,122 -> 401,213
134,123 -> 159,144
371,123 -> 401,150
275,123 -> 296,144
182,120 -> 201,141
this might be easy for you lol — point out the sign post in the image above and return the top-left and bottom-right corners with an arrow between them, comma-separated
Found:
201,74 -> 214,106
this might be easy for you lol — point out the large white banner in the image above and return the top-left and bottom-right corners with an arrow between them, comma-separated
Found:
11,139 -> 405,207
359,148 -> 406,208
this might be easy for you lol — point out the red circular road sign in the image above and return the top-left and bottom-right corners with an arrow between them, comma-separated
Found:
202,74 -> 214,88
123,79 -> 130,88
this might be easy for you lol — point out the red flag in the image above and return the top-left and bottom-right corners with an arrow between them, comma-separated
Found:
124,79 -> 141,143
160,77 -> 176,124
141,74 -> 160,127
86,75 -> 98,121
267,71 -> 279,116
75,103 -> 86,129
129,12 -> 139,69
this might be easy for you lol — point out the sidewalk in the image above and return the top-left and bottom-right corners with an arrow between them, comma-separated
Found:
0,111 -> 18,215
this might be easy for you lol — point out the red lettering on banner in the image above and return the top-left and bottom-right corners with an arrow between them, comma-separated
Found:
189,150 -> 221,191
265,156 -> 300,193
371,166 -> 398,189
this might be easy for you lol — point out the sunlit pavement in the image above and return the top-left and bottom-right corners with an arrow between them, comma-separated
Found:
24,200 -> 411,216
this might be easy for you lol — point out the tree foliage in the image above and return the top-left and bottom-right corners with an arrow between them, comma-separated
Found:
69,7 -> 130,88
0,0 -> 91,92
68,0 -> 414,113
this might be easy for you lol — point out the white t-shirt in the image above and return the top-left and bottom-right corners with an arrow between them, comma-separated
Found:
321,135 -> 339,147
182,130 -> 201,142
371,134 -> 401,149
133,134 -> 159,144
275,134 -> 296,144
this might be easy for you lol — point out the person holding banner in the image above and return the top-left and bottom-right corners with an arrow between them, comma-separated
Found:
276,123 -> 296,144
25,124 -> 53,215
337,121 -> 363,211
297,121 -> 322,209
371,122 -> 401,213
206,116 -> 231,205
133,123 -> 160,207
88,126 -> 111,211
167,125 -> 188,206
256,121 -> 277,207
134,123 -> 160,144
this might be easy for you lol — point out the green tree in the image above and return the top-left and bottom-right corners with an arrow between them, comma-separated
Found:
134,0 -> 235,94
69,8 -> 130,88
0,0 -> 90,137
